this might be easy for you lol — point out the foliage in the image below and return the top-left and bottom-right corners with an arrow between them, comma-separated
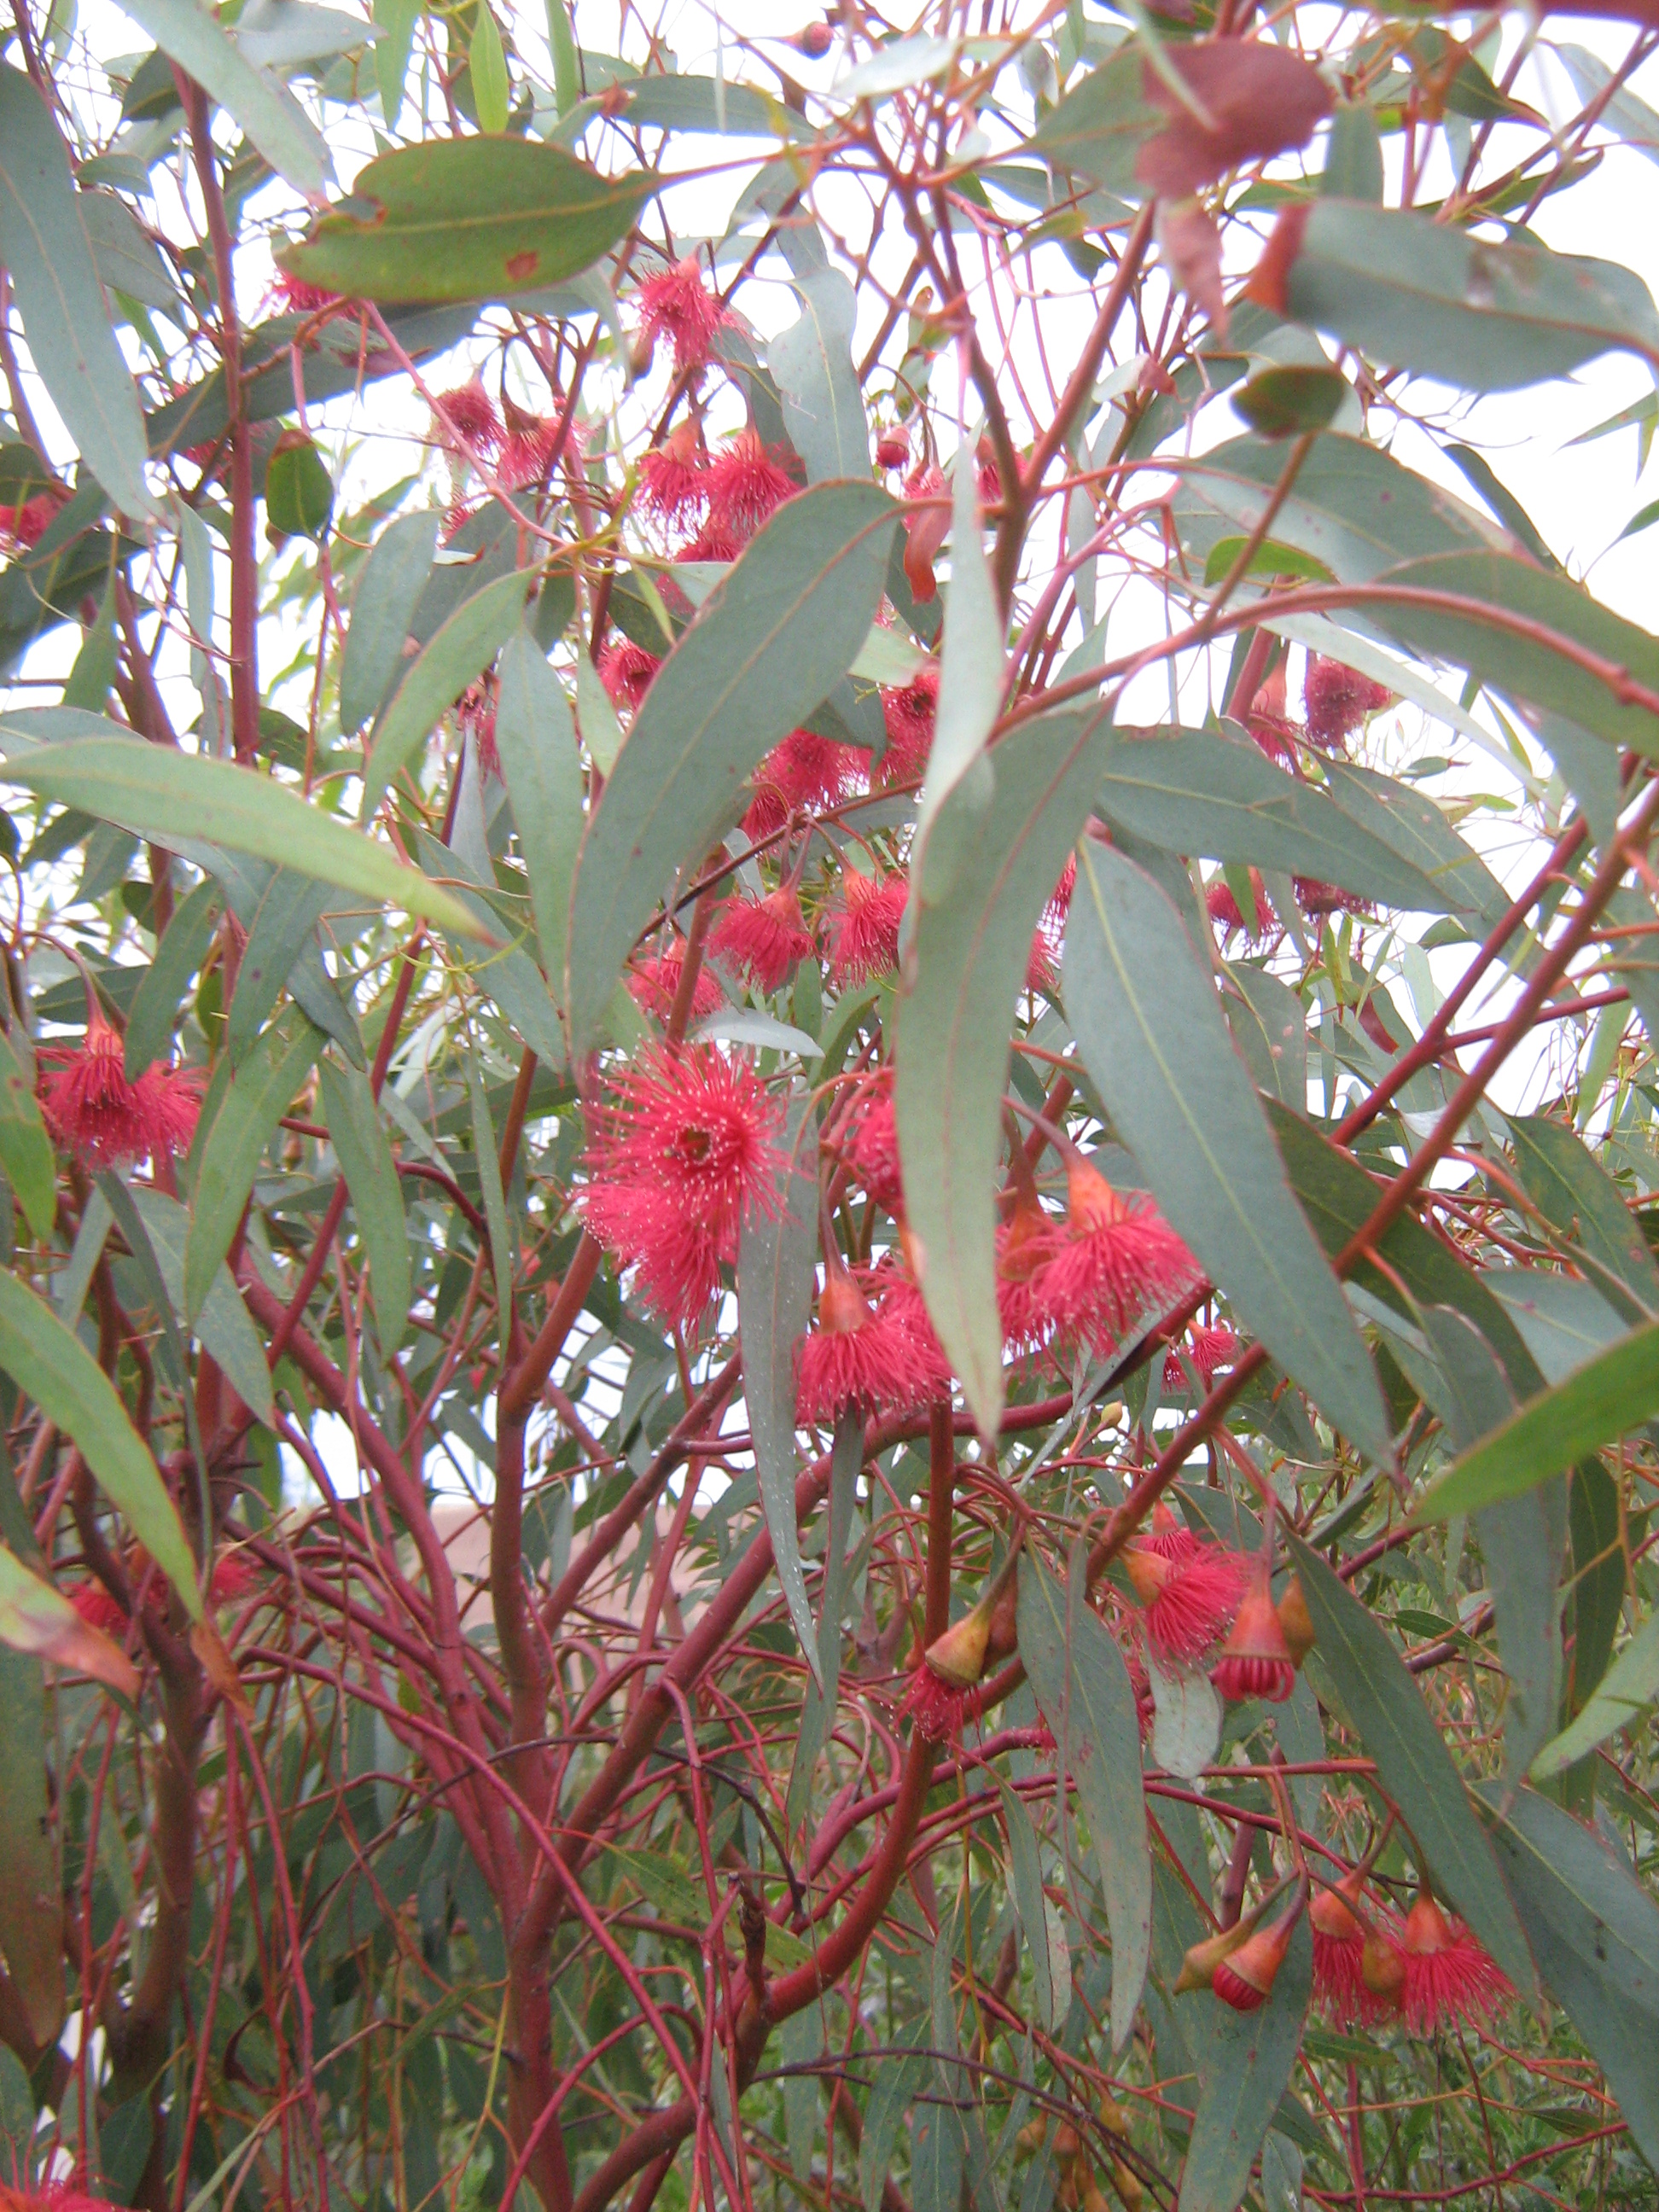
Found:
0,3 -> 1657,2210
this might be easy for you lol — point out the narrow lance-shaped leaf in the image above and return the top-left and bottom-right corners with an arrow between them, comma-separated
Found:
897,711 -> 1108,1437
567,484 -> 897,1051
1063,839 -> 1394,1466
186,1011 -> 323,1325
0,1024 -> 56,1242
1530,1609 -> 1659,1782
125,1185 -> 277,1429
1508,1112 -> 1659,1315
0,1547 -> 137,1703
908,439 -> 1003,909
340,510 -> 440,734
492,629 -> 584,1001
361,568 -> 533,813
114,0 -> 330,192
125,877 -> 220,1080
0,1643 -> 65,2052
1179,1918 -> 1312,2212
771,265 -> 869,484
0,1272 -> 201,1617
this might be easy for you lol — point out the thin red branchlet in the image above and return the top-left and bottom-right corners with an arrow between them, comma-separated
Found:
1206,870 -> 1268,943
432,377 -> 504,456
1396,1893 -> 1512,2035
1212,1909 -> 1297,2013
1122,1543 -> 1247,1662
1295,876 -> 1372,921
841,1081 -> 902,1210
598,639 -> 662,713
875,432 -> 911,470
582,1046 -> 783,1327
637,422 -> 709,524
1304,655 -> 1392,751
705,429 -> 796,540
875,664 -> 939,788
1162,1324 -> 1241,1393
1210,1572 -> 1297,1703
794,1257 -> 938,1424
709,886 -> 815,994
634,253 -> 734,374
825,870 -> 907,985
39,1017 -> 201,1168
1312,1870 -> 1401,2028
1033,1156 -> 1199,1356
626,946 -> 724,1025
1,481 -> 70,555
742,728 -> 862,838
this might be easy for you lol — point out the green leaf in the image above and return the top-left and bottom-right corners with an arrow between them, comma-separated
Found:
1283,1529 -> 1535,1994
1555,45 -> 1659,170
1441,442 -> 1560,570
125,877 -> 220,1080
737,1097 -> 824,1688
493,630 -> 583,996
1260,199 -> 1659,391
1230,364 -> 1348,439
912,443 -> 1002,880
897,711 -> 1106,1436
1027,46 -> 1152,195
412,829 -> 565,1072
1065,841 -> 1394,1464
567,482 -> 897,1051
1220,961 -> 1306,1109
621,73 -> 800,138
0,1644 -> 63,2050
466,1049 -> 513,1337
545,0 -> 579,114
1477,1784 -> 1659,2167
317,1057 -> 409,1361
1321,103 -> 1382,200
1563,1455 -> 1624,1725
113,0 -> 330,193
1,737 -> 488,940
224,869 -> 332,1067
185,1010 -> 323,1324
998,1773 -> 1066,2033
1531,1609 -> 1659,1782
265,432 -> 334,541
1018,1546 -> 1150,2049
1418,1321 -> 1659,1520
860,2044 -> 928,2212
277,137 -> 650,304
0,1023 -> 56,1241
1096,731 -> 1460,911
469,10 -> 509,133
1508,1114 -> 1659,1316
1320,760 -> 1508,929
1179,1917 -> 1311,2212
373,0 -> 418,126
125,1185 -> 276,1429
362,567 -> 533,812
0,1270 -> 201,1615
82,187 -> 178,312
786,1406 -> 861,1830
771,265 -> 869,484
0,1545 -> 140,1700
341,511 -> 440,734
0,68 -> 157,521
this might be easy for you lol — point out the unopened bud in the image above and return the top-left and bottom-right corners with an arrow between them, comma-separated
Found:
1212,1912 -> 1295,2013
1360,1930 -> 1405,2003
1277,1575 -> 1315,1665
793,20 -> 833,56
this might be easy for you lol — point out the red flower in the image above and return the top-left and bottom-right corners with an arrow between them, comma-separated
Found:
900,462 -> 948,602
70,1581 -> 129,1637
1295,877 -> 1371,921
209,1551 -> 259,1607
599,639 -> 661,713
706,429 -> 796,540
498,419 -> 561,490
635,253 -> 734,373
1396,1893 -> 1511,2035
841,1084 -> 902,1210
1206,870 -> 1267,942
1140,1499 -> 1202,1563
677,514 -> 741,564
1122,1543 -> 1246,1662
432,377 -> 503,455
1246,712 -> 1302,770
868,1250 -> 953,1395
1312,1871 -> 1401,2027
825,870 -> 907,985
270,270 -> 344,317
996,1196 -> 1062,1359
5,2184 -> 126,2211
1032,1157 -> 1198,1356
1162,1324 -> 1241,1393
794,1260 -> 938,1424
626,946 -> 724,1025
903,1660 -> 969,1741
876,432 -> 911,470
1304,656 -> 1391,751
709,887 -> 815,993
1213,1911 -> 1295,2013
876,664 -> 939,788
1210,1573 -> 1296,1703
638,423 -> 709,524
1,481 -> 70,555
39,1017 -> 201,1168
742,728 -> 861,837
582,1046 -> 783,1325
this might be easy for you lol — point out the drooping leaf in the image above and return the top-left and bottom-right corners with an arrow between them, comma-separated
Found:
0,1643 -> 64,2049
619,73 -> 801,137
1478,1783 -> 1659,2167
224,870 -> 332,1067
1064,841 -> 1394,1465
1418,1320 -> 1659,1519
0,1023 -> 56,1241
771,265 -> 869,484
317,1058 -> 409,1362
277,137 -> 651,303
0,1272 -> 201,1616
0,737 -> 486,939
492,629 -> 583,997
125,877 -> 220,1080
898,712 -> 1106,1436
469,8 -> 509,134
341,514 -> 439,736
0,67 -> 157,521
910,443 -> 1003,889
1018,1546 -> 1150,2049
1320,760 -> 1509,928
1284,1530 -> 1535,1994
81,188 -> 178,312
127,1186 -> 277,1428
1508,1113 -> 1659,1315
1531,1609 -> 1659,1782
114,0 -> 330,191
1230,364 -> 1349,439
567,483 -> 896,1051
361,568 -> 533,812
0,1547 -> 139,1701
1179,1916 -> 1311,2212
412,830 -> 566,1072
1096,731 -> 1461,911
737,1097 -> 823,1687
860,2043 -> 928,2212
998,1773 -> 1067,2033
1250,198 -> 1659,392
264,432 -> 334,541
1221,961 -> 1307,1109
786,1406 -> 862,1829
185,1010 -> 323,1325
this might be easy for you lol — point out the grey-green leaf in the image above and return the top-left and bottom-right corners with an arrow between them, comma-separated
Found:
125,877 -> 220,1079
0,1024 -> 56,1241
113,0 -> 331,192
340,509 -> 440,733
127,1186 -> 276,1427
0,67 -> 157,521
897,711 -> 1107,1437
0,1269 -> 200,1615
1283,1529 -> 1534,1994
567,483 -> 897,1051
362,567 -> 533,812
225,870 -> 332,1067
185,1011 -> 323,1324
1017,1546 -> 1150,2049
771,265 -> 869,484
1179,1916 -> 1311,2212
492,629 -> 584,998
1064,841 -> 1394,1465
1530,1609 -> 1659,1782
1321,761 -> 1508,928
317,1057 -> 409,1361
1508,1113 -> 1659,1316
